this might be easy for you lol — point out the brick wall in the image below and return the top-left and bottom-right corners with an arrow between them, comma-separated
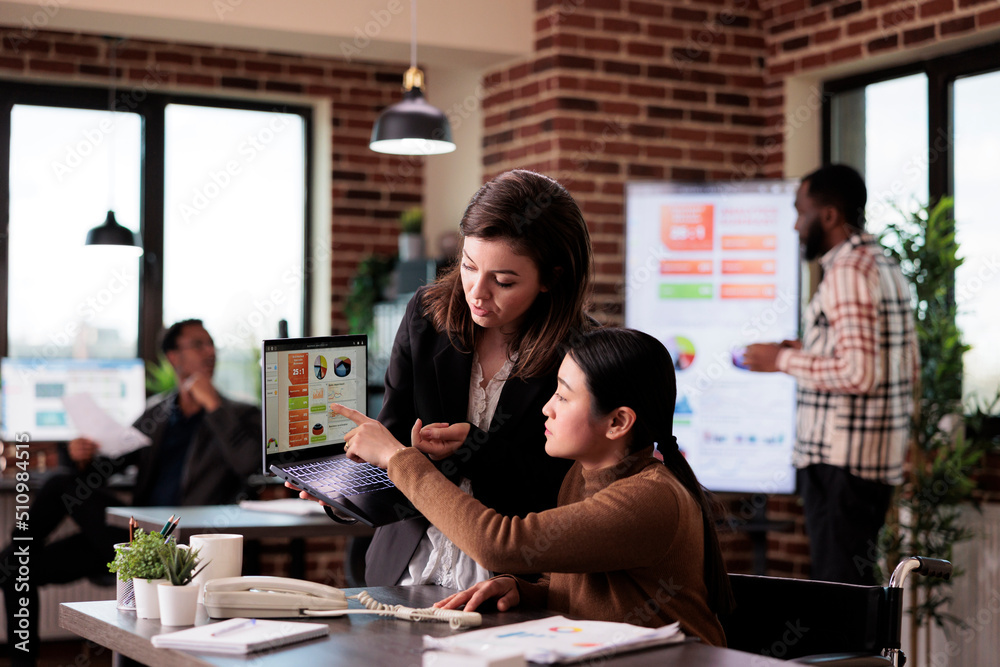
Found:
2,1 -> 997,582
759,0 -> 1000,177
479,0 -> 999,577
481,0 -> 771,319
0,28 -> 422,333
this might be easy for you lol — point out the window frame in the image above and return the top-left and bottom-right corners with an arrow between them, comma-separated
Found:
821,41 -> 1000,432
0,81 -> 314,362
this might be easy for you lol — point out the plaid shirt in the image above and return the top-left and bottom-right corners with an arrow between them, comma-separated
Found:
777,232 -> 918,485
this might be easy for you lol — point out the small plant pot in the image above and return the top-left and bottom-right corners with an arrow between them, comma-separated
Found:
398,232 -> 424,261
132,578 -> 167,619
158,583 -> 200,626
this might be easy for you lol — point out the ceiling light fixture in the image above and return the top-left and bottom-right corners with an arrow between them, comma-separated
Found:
85,37 -> 142,256
369,0 -> 455,156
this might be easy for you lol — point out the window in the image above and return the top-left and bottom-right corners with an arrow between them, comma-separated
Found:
163,104 -> 307,403
1,84 -> 312,405
954,70 -> 1000,408
824,44 -> 1000,413
8,104 -> 141,359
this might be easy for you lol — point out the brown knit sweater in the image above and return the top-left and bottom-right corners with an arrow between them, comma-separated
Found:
387,445 -> 726,646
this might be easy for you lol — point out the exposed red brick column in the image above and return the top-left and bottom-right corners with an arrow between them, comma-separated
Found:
480,0 -> 771,320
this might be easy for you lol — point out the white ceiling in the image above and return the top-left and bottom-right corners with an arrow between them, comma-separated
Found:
0,0 -> 534,69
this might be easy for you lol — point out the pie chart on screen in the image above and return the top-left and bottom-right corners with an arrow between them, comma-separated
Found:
313,355 -> 327,379
666,336 -> 696,371
334,356 -> 352,378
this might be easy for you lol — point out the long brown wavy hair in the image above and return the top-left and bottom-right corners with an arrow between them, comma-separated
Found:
422,170 -> 594,378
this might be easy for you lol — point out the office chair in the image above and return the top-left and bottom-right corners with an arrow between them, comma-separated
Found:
720,556 -> 952,666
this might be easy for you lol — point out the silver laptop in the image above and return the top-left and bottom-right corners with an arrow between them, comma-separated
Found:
262,335 -> 419,526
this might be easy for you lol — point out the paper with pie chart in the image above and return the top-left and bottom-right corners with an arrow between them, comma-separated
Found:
626,180 -> 800,494
423,616 -> 683,664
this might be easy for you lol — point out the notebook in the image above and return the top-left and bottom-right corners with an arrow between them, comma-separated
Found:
262,335 -> 421,526
151,617 -> 328,655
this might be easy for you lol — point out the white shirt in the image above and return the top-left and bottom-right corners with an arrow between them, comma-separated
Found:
397,352 -> 514,588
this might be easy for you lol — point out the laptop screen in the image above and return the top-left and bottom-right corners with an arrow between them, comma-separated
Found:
261,335 -> 368,472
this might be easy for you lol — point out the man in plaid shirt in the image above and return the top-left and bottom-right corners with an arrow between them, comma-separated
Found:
745,164 -> 918,584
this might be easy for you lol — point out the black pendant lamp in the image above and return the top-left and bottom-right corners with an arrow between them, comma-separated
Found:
86,210 -> 142,254
369,0 -> 455,156
85,38 -> 143,256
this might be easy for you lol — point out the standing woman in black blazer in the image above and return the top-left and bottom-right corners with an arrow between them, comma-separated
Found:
361,169 -> 595,587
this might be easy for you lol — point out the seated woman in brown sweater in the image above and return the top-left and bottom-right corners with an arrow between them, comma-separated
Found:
307,328 -> 734,646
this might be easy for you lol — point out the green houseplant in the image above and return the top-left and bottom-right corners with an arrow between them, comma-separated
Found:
159,541 -> 204,587
877,197 -> 1000,660
344,254 -> 396,335
108,529 -> 170,618
157,541 -> 205,626
108,529 -> 168,581
145,354 -> 178,395
398,206 -> 424,261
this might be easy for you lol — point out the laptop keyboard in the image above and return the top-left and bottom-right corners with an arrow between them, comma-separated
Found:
287,457 -> 395,497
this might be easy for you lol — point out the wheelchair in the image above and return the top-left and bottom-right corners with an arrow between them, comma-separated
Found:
720,556 -> 953,666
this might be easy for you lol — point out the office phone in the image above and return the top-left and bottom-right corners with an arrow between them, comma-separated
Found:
203,576 -> 481,629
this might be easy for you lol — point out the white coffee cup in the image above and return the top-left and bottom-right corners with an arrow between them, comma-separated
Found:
188,534 -> 243,603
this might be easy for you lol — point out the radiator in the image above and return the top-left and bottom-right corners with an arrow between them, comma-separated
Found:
901,503 -> 1000,667
0,493 -> 117,643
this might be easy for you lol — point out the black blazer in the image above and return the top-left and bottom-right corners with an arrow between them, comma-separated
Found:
364,288 -> 573,585
106,391 -> 262,506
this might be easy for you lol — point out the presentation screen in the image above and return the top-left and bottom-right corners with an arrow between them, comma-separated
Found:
0,358 -> 147,441
625,180 -> 800,494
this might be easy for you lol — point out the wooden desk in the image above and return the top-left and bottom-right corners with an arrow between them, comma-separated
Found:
60,586 -> 782,666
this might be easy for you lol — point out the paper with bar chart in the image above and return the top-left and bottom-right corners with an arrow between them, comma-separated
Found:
625,181 -> 800,494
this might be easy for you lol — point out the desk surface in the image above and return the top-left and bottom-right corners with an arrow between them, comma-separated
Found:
60,585 -> 781,667
106,505 -> 374,542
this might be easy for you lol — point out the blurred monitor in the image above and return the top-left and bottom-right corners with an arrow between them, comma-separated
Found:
1,358 -> 146,441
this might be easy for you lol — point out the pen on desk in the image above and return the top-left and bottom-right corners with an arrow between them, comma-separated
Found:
210,619 -> 256,637
159,514 -> 176,536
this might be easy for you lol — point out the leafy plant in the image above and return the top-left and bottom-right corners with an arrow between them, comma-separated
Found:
399,206 -> 423,234
159,541 -> 205,586
877,197 -> 1000,656
344,254 -> 396,334
146,354 -> 178,395
108,529 -> 169,581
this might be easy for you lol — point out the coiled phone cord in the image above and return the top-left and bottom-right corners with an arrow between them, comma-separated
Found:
302,590 -> 482,630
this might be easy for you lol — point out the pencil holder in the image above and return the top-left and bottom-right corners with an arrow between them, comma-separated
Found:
113,543 -> 136,610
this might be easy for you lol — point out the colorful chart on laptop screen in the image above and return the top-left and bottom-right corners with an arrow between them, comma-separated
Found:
262,337 -> 367,454
333,356 -> 352,378
313,355 -> 327,379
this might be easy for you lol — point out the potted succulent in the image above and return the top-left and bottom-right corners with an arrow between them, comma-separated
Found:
108,529 -> 169,619
157,541 -> 205,626
398,206 -> 424,261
